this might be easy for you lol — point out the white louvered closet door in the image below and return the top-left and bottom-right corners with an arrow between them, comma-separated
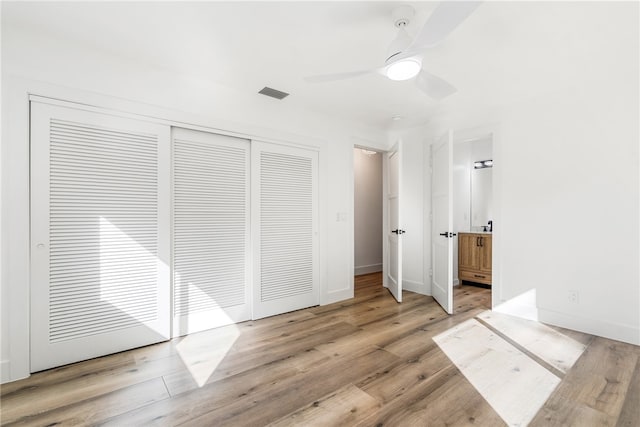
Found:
172,128 -> 250,336
252,142 -> 319,319
30,102 -> 171,372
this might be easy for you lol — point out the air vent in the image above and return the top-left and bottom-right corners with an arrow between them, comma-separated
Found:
258,87 -> 289,100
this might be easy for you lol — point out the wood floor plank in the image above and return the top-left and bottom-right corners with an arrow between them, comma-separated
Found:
1,353 -> 186,424
356,364 -> 506,427
357,342 -> 449,404
0,339 -> 177,396
178,347 -> 399,427
163,347 -> 329,397
99,349 -> 314,426
163,321 -> 356,396
213,313 -> 356,362
5,377 -> 169,427
315,302 -> 447,358
267,384 -> 380,427
453,284 -> 492,312
530,337 -> 639,426
615,357 -> 640,426
210,321 -> 359,375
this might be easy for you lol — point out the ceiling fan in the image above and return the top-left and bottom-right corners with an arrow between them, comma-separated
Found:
304,1 -> 481,100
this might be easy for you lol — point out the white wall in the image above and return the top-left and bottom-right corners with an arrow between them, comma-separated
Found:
0,23 -> 386,382
494,87 -> 639,344
427,4 -> 639,345
353,149 -> 383,275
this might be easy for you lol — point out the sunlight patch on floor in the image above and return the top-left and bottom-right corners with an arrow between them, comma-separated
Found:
434,319 -> 561,427
176,324 -> 239,387
477,310 -> 587,373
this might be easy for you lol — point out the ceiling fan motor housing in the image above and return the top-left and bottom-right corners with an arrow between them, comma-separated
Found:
392,4 -> 415,27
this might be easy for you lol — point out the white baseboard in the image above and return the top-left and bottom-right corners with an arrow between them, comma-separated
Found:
453,278 -> 460,286
354,263 -> 382,276
538,308 -> 640,346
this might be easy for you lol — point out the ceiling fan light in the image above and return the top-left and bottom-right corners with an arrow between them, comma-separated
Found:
386,59 -> 421,81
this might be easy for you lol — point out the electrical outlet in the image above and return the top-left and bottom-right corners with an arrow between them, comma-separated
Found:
567,290 -> 579,304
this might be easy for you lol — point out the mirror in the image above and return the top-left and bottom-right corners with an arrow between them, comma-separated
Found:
471,163 -> 492,229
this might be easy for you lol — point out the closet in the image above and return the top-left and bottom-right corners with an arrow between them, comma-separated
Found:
30,100 -> 319,371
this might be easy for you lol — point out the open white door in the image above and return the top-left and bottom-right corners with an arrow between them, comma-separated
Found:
431,130 -> 454,314
385,142 -> 403,302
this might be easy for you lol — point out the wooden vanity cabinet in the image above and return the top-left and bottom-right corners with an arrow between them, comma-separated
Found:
458,233 -> 492,286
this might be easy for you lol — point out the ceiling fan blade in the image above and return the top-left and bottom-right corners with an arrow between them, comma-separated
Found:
416,69 -> 457,100
408,1 -> 482,52
304,69 -> 377,83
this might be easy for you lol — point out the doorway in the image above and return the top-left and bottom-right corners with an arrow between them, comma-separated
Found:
452,135 -> 493,310
353,147 -> 383,293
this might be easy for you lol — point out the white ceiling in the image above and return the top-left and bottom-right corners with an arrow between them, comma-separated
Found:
3,1 -> 636,130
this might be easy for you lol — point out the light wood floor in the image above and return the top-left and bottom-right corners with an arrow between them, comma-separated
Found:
1,273 -> 638,426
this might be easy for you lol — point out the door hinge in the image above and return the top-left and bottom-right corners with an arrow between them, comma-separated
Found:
429,212 -> 433,222
429,268 -> 433,277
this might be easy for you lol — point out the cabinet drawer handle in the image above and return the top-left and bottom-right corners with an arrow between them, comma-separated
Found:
474,274 -> 485,278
